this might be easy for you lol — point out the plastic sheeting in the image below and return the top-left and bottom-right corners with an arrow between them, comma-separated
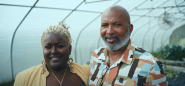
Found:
0,0 -> 185,83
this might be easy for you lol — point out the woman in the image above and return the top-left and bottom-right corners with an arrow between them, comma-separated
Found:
14,22 -> 90,86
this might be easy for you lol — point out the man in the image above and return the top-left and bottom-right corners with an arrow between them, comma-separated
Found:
88,5 -> 166,86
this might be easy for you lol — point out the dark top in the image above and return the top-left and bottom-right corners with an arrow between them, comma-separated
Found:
79,81 -> 86,86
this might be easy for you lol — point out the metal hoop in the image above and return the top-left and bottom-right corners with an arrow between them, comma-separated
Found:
68,58 -> 73,64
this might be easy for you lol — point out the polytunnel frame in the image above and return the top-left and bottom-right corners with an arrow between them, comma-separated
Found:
146,2 -> 185,51
0,0 -> 184,80
74,0 -> 121,64
131,0 -> 185,39
131,2 -> 185,38
85,0 -> 115,4
131,1 -> 185,51
89,0 -> 185,54
1,0 -> 119,80
9,0 -> 39,80
73,0 -> 152,64
96,0 -> 148,48
140,0 -> 169,49
1,0 -> 124,80
97,0 -> 185,48
160,2 -> 185,47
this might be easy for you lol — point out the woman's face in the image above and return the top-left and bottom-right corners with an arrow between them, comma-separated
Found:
43,32 -> 71,70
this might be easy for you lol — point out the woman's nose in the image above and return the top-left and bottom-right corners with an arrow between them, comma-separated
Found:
51,47 -> 57,54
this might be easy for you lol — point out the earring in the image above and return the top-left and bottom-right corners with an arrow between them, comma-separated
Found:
68,58 -> 73,72
41,59 -> 45,73
68,58 -> 73,64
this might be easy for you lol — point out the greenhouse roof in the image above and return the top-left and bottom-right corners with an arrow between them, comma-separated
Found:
0,0 -> 185,82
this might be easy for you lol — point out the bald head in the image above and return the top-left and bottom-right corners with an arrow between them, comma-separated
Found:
102,5 -> 130,24
100,5 -> 133,51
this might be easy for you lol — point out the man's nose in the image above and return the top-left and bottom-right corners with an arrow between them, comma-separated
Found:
106,25 -> 114,35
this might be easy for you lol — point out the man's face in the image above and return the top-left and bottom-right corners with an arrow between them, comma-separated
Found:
100,9 -> 130,51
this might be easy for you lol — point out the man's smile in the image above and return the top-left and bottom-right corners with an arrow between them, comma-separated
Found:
106,37 -> 117,43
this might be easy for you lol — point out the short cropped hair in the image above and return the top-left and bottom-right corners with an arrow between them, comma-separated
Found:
41,22 -> 72,48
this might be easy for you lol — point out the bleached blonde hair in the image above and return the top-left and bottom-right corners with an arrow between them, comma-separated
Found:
41,22 -> 72,48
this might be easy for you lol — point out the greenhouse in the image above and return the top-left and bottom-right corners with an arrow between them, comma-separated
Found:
0,0 -> 185,85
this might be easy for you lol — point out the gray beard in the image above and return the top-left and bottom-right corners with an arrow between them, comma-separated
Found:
103,29 -> 130,51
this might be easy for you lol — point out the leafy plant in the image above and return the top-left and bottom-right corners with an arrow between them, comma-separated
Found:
167,72 -> 185,86
151,44 -> 185,61
163,65 -> 178,78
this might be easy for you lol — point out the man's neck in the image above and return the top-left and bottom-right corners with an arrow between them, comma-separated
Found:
108,46 -> 127,67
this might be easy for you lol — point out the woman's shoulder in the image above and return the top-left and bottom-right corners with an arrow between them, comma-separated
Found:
73,63 -> 90,68
72,63 -> 90,72
18,64 -> 42,76
15,64 -> 42,80
14,64 -> 42,86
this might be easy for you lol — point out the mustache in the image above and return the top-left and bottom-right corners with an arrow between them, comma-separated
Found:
104,34 -> 120,42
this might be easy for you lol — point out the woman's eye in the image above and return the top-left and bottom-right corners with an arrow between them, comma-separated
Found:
45,46 -> 51,49
57,45 -> 64,48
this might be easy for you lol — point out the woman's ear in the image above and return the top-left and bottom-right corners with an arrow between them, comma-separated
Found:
69,45 -> 72,55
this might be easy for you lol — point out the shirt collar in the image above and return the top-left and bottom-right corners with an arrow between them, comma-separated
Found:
99,40 -> 135,65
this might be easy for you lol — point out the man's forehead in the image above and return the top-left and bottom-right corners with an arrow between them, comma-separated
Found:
102,12 -> 123,17
101,5 -> 130,23
101,21 -> 122,24
101,12 -> 124,23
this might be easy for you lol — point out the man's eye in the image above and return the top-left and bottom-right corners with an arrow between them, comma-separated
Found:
102,25 -> 107,27
45,46 -> 51,49
57,45 -> 64,48
115,24 -> 121,26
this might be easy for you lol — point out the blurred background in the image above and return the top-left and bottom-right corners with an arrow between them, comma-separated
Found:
0,0 -> 185,85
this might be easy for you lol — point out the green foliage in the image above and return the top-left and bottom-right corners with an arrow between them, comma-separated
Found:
163,64 -> 178,78
151,44 -> 185,61
167,72 -> 185,86
0,79 -> 14,86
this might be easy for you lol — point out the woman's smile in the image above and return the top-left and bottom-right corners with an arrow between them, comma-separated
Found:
50,57 -> 61,62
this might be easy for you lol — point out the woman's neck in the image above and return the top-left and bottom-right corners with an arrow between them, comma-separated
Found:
47,65 -> 68,75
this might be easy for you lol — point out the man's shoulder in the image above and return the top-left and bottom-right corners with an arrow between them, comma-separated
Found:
133,46 -> 158,64
90,46 -> 107,63
133,47 -> 165,76
91,46 -> 106,57
93,46 -> 106,53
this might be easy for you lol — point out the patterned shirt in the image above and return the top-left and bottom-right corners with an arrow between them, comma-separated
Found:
89,40 -> 166,86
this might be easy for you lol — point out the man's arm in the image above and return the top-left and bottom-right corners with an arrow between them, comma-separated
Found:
145,61 -> 166,86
